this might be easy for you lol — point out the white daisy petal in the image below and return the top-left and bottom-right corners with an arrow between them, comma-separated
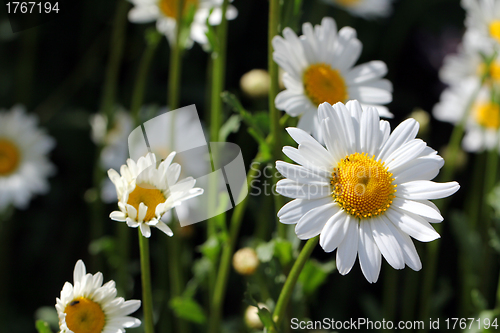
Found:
397,181 -> 460,200
140,223 -> 151,238
277,197 -> 335,224
276,179 -> 332,199
336,219 -> 359,275
295,203 -> 339,239
383,216 -> 422,271
386,207 -> 441,242
392,197 -> 443,222
370,217 -> 405,269
109,211 -> 127,222
378,118 -> 419,162
358,222 -> 382,283
319,211 -> 350,252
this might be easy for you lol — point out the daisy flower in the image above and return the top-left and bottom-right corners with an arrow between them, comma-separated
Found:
276,100 -> 459,283
462,0 -> 500,51
56,260 -> 141,333
0,105 -> 55,211
433,78 -> 500,152
273,17 -> 393,140
128,0 -> 238,48
108,152 -> 203,237
322,0 -> 394,19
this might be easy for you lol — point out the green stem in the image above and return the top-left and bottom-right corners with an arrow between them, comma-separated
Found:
209,0 -> 229,143
130,30 -> 161,124
268,0 -> 286,239
100,0 -> 129,121
382,265 -> 398,330
270,236 -> 319,332
15,27 -> 38,106
167,0 -> 184,110
138,230 -> 155,333
207,158 -> 263,333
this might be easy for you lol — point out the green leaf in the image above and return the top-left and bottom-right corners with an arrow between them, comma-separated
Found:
222,92 -> 269,139
198,236 -> 221,263
35,320 -> 53,333
274,238 -> 293,267
219,114 -> 241,142
169,296 -> 207,324
256,241 -> 275,263
298,259 -> 336,295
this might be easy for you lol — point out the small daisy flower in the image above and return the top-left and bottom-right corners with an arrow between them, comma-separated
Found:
276,100 -> 459,283
108,152 -> 204,238
273,17 -> 393,140
55,260 -> 141,333
128,0 -> 238,48
433,78 -> 500,152
322,0 -> 394,19
0,105 -> 55,211
462,0 -> 500,51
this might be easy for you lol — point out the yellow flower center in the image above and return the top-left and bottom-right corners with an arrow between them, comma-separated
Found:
335,0 -> 361,7
64,297 -> 105,333
0,138 -> 21,176
331,153 -> 396,219
158,0 -> 198,19
127,183 -> 167,221
303,63 -> 348,107
475,102 -> 500,130
489,20 -> 500,43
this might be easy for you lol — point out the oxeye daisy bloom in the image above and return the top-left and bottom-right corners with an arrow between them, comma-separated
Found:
462,0 -> 500,51
0,105 -> 55,211
273,17 -> 393,140
128,0 -> 238,48
322,0 -> 394,19
433,78 -> 500,152
108,152 -> 203,237
276,100 -> 460,283
55,260 -> 141,333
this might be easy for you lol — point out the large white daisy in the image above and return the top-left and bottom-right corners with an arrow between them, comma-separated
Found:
433,78 -> 500,152
0,105 -> 55,211
128,0 -> 238,48
276,100 -> 459,283
322,0 -> 394,19
56,260 -> 141,333
273,17 -> 393,140
108,152 -> 203,237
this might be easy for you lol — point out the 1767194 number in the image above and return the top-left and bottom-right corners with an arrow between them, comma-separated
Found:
445,317 -> 498,330
6,2 -> 59,14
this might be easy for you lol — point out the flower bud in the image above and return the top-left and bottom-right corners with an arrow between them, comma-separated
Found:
240,69 -> 270,98
244,303 -> 267,329
232,247 -> 259,276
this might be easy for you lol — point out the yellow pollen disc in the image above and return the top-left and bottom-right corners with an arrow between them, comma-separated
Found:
474,102 -> 500,130
158,0 -> 198,19
64,297 -> 105,333
127,183 -> 167,221
0,138 -> 21,176
335,0 -> 361,7
303,63 -> 348,107
489,20 -> 500,43
331,153 -> 397,219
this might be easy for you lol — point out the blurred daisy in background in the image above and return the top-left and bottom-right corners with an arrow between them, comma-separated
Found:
128,0 -> 238,48
434,78 -> 500,153
276,100 -> 459,283
462,0 -> 500,51
56,260 -> 141,333
273,17 -> 392,140
322,0 -> 394,19
108,152 -> 203,237
0,105 -> 55,211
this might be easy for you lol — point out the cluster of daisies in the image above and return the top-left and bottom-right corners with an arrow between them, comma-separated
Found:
272,18 -> 460,283
434,0 -> 500,152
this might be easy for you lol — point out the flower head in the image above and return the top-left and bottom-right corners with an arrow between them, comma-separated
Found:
434,78 -> 500,152
273,17 -> 393,140
128,0 -> 238,48
108,152 -> 204,237
0,105 -> 55,210
56,260 -> 141,333
276,100 -> 459,283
